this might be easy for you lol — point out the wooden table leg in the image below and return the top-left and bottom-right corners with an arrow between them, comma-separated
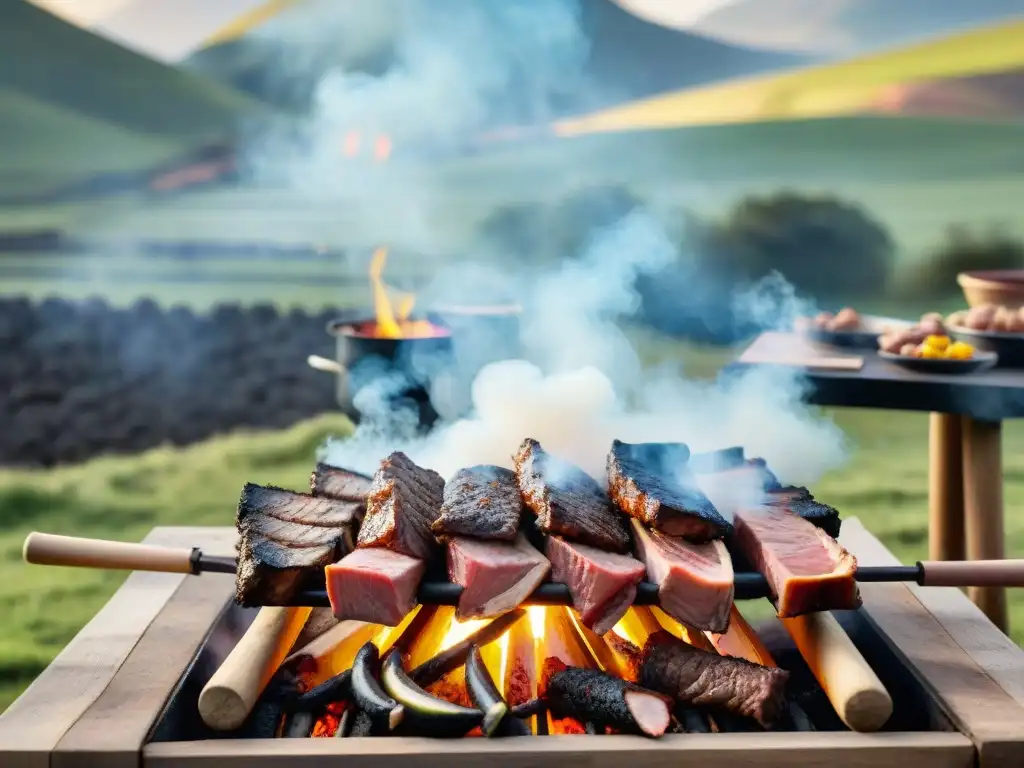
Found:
928,413 -> 965,562
961,416 -> 1008,633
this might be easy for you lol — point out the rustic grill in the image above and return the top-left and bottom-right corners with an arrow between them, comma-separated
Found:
5,522 -> 1023,768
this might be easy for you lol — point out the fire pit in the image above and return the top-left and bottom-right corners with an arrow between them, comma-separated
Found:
4,521 -> 1023,768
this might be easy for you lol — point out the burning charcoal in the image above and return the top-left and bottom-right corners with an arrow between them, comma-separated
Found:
733,507 -> 860,617
409,609 -> 525,687
464,645 -> 511,737
335,707 -> 353,738
432,465 -> 523,542
675,707 -> 712,733
326,548 -> 426,626
546,535 -> 645,635
381,649 -> 484,738
283,711 -> 315,738
514,438 -> 630,553
349,709 -> 376,737
237,669 -> 296,738
446,533 -> 550,620
289,669 -> 352,712
357,452 -> 445,560
235,483 -> 363,606
639,631 -> 789,728
545,667 -> 672,738
607,440 -> 730,541
351,643 -> 404,732
630,519 -> 734,633
311,463 -> 373,502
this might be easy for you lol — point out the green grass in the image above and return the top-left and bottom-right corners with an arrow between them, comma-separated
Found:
1,338 -> 1023,714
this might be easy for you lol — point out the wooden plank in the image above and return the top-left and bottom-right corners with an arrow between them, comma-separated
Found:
145,732 -> 973,768
52,529 -> 237,768
0,527 -> 233,768
738,332 -> 865,370
841,518 -> 1024,768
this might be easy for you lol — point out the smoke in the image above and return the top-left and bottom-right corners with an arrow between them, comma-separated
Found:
247,1 -> 849,491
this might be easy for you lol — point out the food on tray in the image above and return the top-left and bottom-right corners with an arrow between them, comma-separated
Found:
947,303 -> 1024,333
234,483 -> 364,606
878,311 -> 957,356
325,547 -> 425,625
639,630 -> 790,728
546,534 -> 646,635
607,439 -> 730,542
795,306 -> 862,332
356,451 -> 446,560
733,506 -> 861,617
446,533 -> 551,620
432,465 -> 523,542
629,518 -> 733,633
514,437 -> 630,554
884,333 -> 976,360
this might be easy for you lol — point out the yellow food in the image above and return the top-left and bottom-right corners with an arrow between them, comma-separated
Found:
946,341 -> 975,360
918,345 -> 942,359
924,335 -> 950,351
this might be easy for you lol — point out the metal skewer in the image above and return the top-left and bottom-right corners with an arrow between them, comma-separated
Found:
22,532 -> 1024,607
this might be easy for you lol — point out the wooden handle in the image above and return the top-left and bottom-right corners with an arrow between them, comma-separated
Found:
23,532 -> 195,574
198,607 -> 312,731
920,559 -> 1024,587
307,355 -> 344,374
780,612 -> 893,732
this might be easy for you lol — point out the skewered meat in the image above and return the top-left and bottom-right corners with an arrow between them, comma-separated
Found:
432,465 -> 522,542
446,533 -> 551,620
310,463 -> 373,503
357,452 -> 445,560
639,631 -> 789,728
325,547 -> 426,626
607,440 -> 730,541
629,519 -> 733,633
546,535 -> 646,635
733,506 -> 860,617
514,438 -> 630,554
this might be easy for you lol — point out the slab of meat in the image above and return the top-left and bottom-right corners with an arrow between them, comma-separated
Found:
513,438 -> 630,554
607,440 -> 730,542
629,519 -> 733,633
639,631 -> 789,728
546,535 -> 645,635
733,506 -> 860,617
234,484 -> 363,606
762,484 -> 841,539
311,463 -> 373,503
688,446 -> 745,474
446,533 -> 551,619
432,465 -> 522,542
325,547 -> 426,626
356,452 -> 445,560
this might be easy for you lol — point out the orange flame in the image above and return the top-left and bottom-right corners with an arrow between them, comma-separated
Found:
366,248 -> 444,339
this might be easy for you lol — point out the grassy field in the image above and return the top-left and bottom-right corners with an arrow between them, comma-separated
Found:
1,336 -> 1023,714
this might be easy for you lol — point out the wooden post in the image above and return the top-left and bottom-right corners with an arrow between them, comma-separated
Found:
961,417 -> 1008,633
928,413 -> 966,562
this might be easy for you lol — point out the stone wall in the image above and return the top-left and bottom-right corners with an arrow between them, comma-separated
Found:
0,297 -> 341,467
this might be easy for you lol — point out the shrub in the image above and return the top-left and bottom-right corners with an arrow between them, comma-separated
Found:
703,191 -> 896,299
902,225 -> 1024,296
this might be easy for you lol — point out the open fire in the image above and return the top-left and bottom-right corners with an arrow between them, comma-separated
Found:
346,247 -> 448,340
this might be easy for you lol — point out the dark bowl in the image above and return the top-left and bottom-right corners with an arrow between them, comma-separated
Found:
878,349 -> 998,375
800,316 -> 912,351
947,325 -> 1024,368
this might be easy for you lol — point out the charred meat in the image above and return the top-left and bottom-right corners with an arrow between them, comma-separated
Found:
640,631 -> 789,728
325,547 -> 426,626
545,666 -> 672,738
608,440 -> 730,541
311,463 -> 373,503
733,506 -> 860,617
762,485 -> 841,539
630,519 -> 733,633
546,535 -> 646,635
447,533 -> 551,620
432,465 -> 522,542
514,438 -> 630,554
235,484 -> 363,606
357,452 -> 445,560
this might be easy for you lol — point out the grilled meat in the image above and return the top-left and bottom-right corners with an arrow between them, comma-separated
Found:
311,463 -> 373,503
639,631 -> 789,728
546,535 -> 646,635
629,519 -> 733,633
432,465 -> 522,542
357,452 -> 445,560
608,440 -> 730,541
326,548 -> 426,626
446,533 -> 551,620
234,483 -> 363,606
733,506 -> 860,617
545,666 -> 672,738
762,485 -> 841,539
513,438 -> 630,554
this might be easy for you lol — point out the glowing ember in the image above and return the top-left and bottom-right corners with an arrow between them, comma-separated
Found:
365,247 -> 446,339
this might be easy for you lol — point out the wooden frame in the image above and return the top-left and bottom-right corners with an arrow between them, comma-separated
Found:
1,521 -> 1022,768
